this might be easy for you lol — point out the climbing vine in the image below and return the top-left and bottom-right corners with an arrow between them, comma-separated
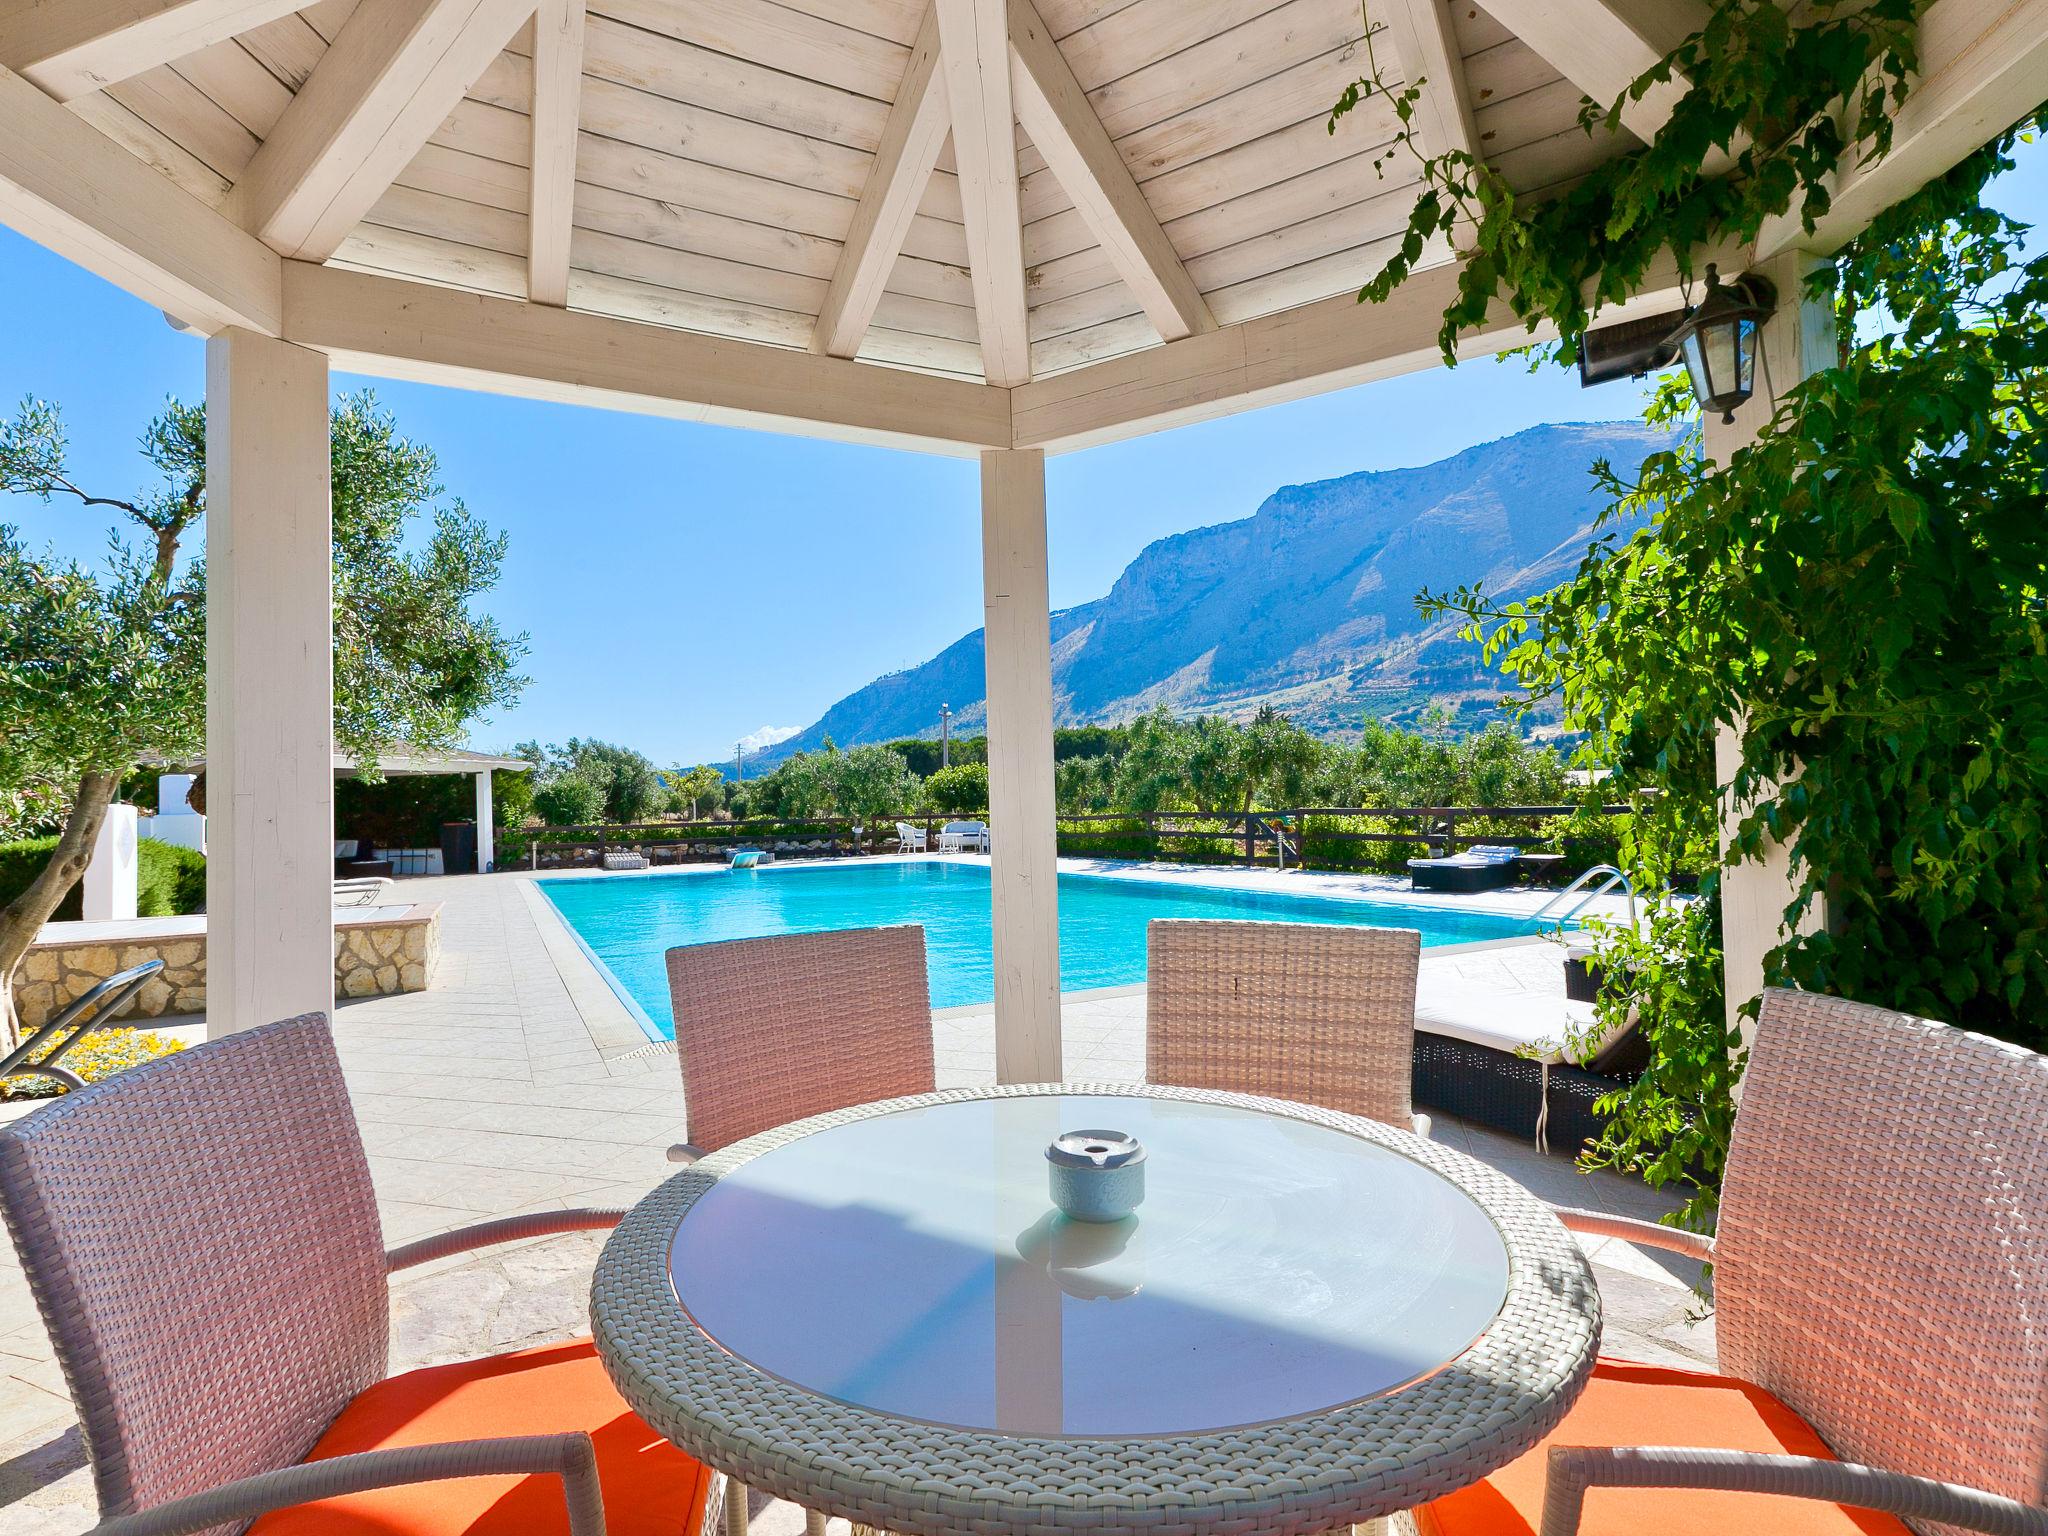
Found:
1330,0 -> 1923,362
1338,3 -> 2048,1225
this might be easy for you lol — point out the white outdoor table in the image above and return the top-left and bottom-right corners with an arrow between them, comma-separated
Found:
592,1084 -> 1600,1536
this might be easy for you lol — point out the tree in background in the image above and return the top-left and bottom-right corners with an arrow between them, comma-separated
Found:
516,738 -> 663,825
665,764 -> 726,820
924,762 -> 989,814
0,392 -> 527,1043
832,745 -> 920,825
748,743 -> 919,824
1054,755 -> 1115,815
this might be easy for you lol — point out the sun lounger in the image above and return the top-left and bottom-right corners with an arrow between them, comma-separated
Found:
1412,978 -> 1642,1152
1407,843 -> 1523,892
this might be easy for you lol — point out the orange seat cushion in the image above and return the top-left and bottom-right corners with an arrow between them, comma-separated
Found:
249,1339 -> 713,1536
1417,1358 -> 1912,1536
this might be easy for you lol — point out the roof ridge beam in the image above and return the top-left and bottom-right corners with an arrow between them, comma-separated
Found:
229,0 -> 537,262
527,0 -> 584,307
0,0 -> 308,102
1007,0 -> 1211,343
936,0 -> 1030,385
813,4 -> 949,359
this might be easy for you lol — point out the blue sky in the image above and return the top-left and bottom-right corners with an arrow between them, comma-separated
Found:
3,140 -> 2041,767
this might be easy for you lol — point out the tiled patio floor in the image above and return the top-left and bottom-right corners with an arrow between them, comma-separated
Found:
0,866 -> 1711,1535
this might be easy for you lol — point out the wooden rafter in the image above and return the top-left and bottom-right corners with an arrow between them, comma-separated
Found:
935,0 -> 1029,385
1755,0 -> 2048,258
1006,0 -> 1211,343
1480,0 -> 1710,145
229,0 -> 537,262
527,0 -> 584,307
0,62 -> 279,333
0,0 -> 306,102
812,4 -> 948,359
1375,0 -> 1477,163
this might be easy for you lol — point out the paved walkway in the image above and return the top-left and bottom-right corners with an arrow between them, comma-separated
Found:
0,866 -> 1708,1534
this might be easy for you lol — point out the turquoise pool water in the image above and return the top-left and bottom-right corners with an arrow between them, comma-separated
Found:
538,861 -> 1554,1038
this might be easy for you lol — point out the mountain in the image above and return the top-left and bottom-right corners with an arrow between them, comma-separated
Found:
763,421 -> 1671,759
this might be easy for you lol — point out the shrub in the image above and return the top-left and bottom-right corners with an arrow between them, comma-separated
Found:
533,772 -> 605,827
137,840 -> 205,915
924,763 -> 989,814
0,833 -> 204,920
1,1027 -> 189,1099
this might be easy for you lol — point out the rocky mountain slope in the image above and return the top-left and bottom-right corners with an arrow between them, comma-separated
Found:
766,421 -> 1670,757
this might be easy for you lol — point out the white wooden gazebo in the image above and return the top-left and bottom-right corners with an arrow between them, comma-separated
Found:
1,0 -> 2039,1065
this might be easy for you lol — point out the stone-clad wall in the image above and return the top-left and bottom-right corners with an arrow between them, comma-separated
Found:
15,904 -> 441,1028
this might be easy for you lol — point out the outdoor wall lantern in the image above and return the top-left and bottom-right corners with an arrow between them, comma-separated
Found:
1669,265 -> 1777,423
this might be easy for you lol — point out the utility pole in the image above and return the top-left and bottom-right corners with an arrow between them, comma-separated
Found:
735,742 -> 744,782
940,703 -> 952,769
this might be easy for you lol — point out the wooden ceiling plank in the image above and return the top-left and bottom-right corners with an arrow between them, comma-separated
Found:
596,0 -> 909,104
1007,0 -> 1211,341
813,5 -> 949,358
527,0 -> 583,304
0,0 -> 306,101
937,0 -> 1028,383
229,0 -> 537,261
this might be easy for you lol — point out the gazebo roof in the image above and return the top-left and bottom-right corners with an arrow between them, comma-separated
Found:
0,0 -> 2040,456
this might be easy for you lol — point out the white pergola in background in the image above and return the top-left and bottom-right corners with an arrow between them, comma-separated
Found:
0,0 -> 2040,1064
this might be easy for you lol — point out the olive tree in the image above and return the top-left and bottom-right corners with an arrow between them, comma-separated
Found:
0,393 -> 528,1044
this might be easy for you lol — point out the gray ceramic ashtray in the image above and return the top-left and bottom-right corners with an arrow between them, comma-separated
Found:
1046,1129 -> 1146,1222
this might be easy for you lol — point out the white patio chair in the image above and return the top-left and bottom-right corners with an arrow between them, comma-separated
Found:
896,820 -> 927,853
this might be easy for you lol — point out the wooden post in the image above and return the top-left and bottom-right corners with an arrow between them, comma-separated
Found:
980,448 -> 1061,1083
1703,249 -> 1836,1057
205,328 -> 333,1037
474,770 -> 494,873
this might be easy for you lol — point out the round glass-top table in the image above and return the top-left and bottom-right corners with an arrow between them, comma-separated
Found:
593,1085 -> 1600,1536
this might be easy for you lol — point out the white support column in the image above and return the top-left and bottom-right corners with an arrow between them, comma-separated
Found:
206,328 -> 333,1036
1704,249 -> 1835,1055
475,770 -> 495,873
980,448 -> 1061,1083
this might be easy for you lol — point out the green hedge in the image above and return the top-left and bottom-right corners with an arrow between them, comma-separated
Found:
0,835 -> 206,921
527,820 -> 849,847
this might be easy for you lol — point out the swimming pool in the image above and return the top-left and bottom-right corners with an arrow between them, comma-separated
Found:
538,861 -> 1556,1039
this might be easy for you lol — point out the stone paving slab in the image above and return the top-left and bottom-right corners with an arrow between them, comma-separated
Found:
0,866 -> 1711,1534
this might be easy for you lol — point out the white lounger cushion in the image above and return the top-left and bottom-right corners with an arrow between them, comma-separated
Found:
1414,980 -> 1628,1067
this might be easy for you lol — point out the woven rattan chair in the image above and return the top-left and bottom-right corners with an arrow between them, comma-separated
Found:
664,924 -> 936,1162
1419,986 -> 2048,1536
664,926 -> 936,1536
1145,919 -> 1429,1135
0,1012 -> 720,1536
